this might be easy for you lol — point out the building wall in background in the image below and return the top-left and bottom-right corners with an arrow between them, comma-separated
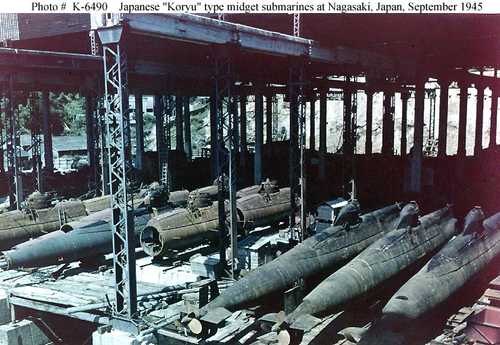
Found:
17,14 -> 90,40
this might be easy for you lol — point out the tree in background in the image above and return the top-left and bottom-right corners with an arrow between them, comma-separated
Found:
16,92 -> 85,136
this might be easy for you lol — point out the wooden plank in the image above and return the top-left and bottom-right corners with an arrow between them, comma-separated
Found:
489,276 -> 500,290
36,280 -> 115,301
10,286 -> 95,306
10,296 -> 110,325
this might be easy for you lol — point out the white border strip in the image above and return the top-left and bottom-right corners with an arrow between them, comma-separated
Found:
2,0 -> 499,14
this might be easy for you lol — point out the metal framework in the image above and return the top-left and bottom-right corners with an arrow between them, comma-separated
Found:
95,97 -> 110,196
6,74 -> 23,210
424,89 -> 438,156
342,79 -> 354,197
85,94 -> 98,192
382,90 -> 395,155
99,27 -> 137,321
29,93 -> 43,192
213,48 -> 238,279
288,61 -> 307,241
351,81 -> 358,154
41,91 -> 54,173
350,84 -> 358,199
89,30 -> 99,56
293,14 -> 301,37
155,95 -> 173,188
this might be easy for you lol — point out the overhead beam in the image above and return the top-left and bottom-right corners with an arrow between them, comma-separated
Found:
0,47 -> 101,72
123,14 -> 398,74
0,69 -> 98,92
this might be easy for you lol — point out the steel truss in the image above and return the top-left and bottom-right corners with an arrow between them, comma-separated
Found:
350,83 -> 358,199
288,61 -> 307,241
213,49 -> 238,279
29,93 -> 43,192
155,95 -> 173,189
84,94 -> 99,193
342,79 -> 356,197
424,89 -> 438,156
6,74 -> 23,210
293,14 -> 301,37
95,97 -> 110,196
100,30 -> 137,321
89,30 -> 99,56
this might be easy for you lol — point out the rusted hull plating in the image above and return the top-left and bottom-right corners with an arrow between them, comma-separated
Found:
140,187 -> 292,258
141,203 -> 221,257
0,189 -> 190,269
0,200 -> 88,251
237,187 -> 291,230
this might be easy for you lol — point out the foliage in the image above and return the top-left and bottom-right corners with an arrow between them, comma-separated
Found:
14,92 -> 86,136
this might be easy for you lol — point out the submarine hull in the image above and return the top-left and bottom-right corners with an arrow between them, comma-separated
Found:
382,210 -> 500,320
287,206 -> 457,323
201,203 -> 403,314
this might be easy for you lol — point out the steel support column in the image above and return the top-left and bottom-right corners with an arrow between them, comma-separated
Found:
319,90 -> 327,153
175,96 -> 184,154
382,91 -> 395,155
99,27 -> 137,321
239,95 -> 247,182
474,84 -> 484,156
213,50 -> 238,279
365,90 -> 374,155
425,90 -> 437,156
240,96 -> 247,153
233,96 -> 240,155
400,91 -> 410,156
155,95 -> 173,188
97,99 -> 110,196
85,94 -> 97,190
410,79 -> 425,193
41,91 -> 54,172
210,94 -> 218,179
342,84 -> 353,155
6,74 -> 22,210
134,94 -> 144,170
490,87 -> 498,147
288,62 -> 307,241
30,94 -> 43,193
438,81 -> 449,157
272,96 -> 279,140
184,97 -> 192,160
309,97 -> 316,150
319,89 -> 327,179
254,88 -> 264,185
266,94 -> 273,144
457,82 -> 469,157
343,83 -> 354,196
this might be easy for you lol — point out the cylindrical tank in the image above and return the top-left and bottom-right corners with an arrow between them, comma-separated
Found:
237,187 -> 291,230
140,186 -> 293,258
140,202 -> 221,257
1,211 -> 151,270
61,208 -> 112,232
82,195 -> 111,214
167,190 -> 190,207
236,180 -> 277,198
0,200 -> 88,251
